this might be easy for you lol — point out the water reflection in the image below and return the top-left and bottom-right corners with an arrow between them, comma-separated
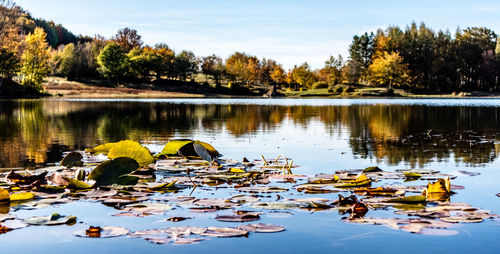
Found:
0,99 -> 498,168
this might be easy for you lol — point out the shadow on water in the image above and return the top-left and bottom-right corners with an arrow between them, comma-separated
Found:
0,99 -> 499,168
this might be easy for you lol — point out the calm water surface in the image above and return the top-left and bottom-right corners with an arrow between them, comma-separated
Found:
0,98 -> 499,253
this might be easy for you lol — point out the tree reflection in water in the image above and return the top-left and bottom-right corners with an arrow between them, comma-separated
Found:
0,100 -> 498,168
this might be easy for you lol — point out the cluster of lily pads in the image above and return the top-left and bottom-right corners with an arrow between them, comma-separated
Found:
0,139 -> 497,244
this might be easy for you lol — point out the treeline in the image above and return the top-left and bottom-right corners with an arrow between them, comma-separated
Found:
1,0 -> 500,93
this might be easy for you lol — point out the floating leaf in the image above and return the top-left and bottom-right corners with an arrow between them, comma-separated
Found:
159,139 -> 194,156
0,188 -> 9,202
63,177 -> 92,190
334,174 -> 371,188
194,141 -> 213,162
149,180 -> 178,191
238,223 -> 285,233
88,157 -> 140,187
116,175 -> 139,186
200,227 -> 248,237
60,152 -> 83,168
215,214 -> 260,222
23,213 -> 76,226
107,140 -> 155,166
6,171 -> 47,185
74,226 -> 129,238
236,186 -> 288,193
86,142 -> 117,154
363,166 -> 382,173
388,195 -> 426,203
422,177 -> 451,201
10,192 -> 35,201
354,187 -> 404,196
166,217 -> 191,222
404,172 -> 422,179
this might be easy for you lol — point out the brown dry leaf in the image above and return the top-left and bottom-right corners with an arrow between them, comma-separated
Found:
74,226 -> 129,238
215,214 -> 260,222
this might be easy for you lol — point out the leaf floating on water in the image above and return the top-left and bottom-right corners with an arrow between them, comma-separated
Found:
404,172 -> 422,179
354,187 -> 404,197
0,188 -> 9,202
334,174 -> 371,188
62,177 -> 92,190
74,226 -> 129,238
6,171 -> 47,185
107,140 -> 155,166
23,213 -> 76,226
9,192 -> 35,201
86,142 -> 117,155
88,157 -> 140,187
193,141 -> 215,162
238,223 -> 285,233
388,195 -> 426,203
215,214 -> 260,222
363,166 -> 382,173
166,217 -> 191,222
159,139 -> 195,156
236,186 -> 288,193
200,227 -> 248,237
149,180 -> 178,191
422,177 -> 451,201
60,152 -> 83,168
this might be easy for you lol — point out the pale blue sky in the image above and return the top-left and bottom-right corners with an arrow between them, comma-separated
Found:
15,0 -> 500,69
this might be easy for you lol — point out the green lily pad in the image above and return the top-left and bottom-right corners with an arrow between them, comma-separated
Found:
363,166 -> 382,173
60,152 -> 83,168
88,158 -> 140,187
107,140 -> 155,166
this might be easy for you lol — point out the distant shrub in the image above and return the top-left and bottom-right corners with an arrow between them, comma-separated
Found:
342,86 -> 354,93
332,85 -> 343,94
312,81 -> 328,89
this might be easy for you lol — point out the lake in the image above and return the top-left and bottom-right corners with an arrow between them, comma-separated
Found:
0,98 -> 499,253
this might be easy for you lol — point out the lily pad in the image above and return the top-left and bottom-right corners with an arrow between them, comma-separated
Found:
88,157 -> 140,187
23,213 -> 76,226
74,226 -> 129,238
238,223 -> 285,233
215,214 -> 260,222
107,140 -> 155,166
200,227 -> 248,237
60,152 -> 83,168
86,142 -> 117,154
0,188 -> 9,201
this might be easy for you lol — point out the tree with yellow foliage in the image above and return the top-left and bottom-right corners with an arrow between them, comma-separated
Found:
368,52 -> 409,90
20,27 -> 50,91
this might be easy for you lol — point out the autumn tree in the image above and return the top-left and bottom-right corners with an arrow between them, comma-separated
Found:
290,63 -> 316,89
0,0 -> 22,79
151,44 -> 175,81
174,50 -> 197,82
20,27 -> 50,91
113,27 -> 143,52
368,52 -> 409,90
97,43 -> 129,83
201,54 -> 225,86
321,55 -> 344,85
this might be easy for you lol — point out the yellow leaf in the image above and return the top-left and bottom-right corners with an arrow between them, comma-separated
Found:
422,177 -> 451,201
10,192 -> 35,201
86,142 -> 117,154
230,168 -> 246,173
0,188 -> 9,201
107,140 -> 155,166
